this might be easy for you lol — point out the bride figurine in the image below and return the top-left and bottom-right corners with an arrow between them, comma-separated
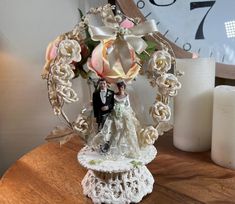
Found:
89,80 -> 141,158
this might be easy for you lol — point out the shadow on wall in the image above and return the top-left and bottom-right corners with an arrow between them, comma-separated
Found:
0,0 -> 108,177
0,31 -> 8,51
0,0 -> 83,176
0,50 -> 91,177
0,51 -> 60,176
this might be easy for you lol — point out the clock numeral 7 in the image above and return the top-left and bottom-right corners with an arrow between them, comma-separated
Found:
149,0 -> 176,7
190,1 -> 216,40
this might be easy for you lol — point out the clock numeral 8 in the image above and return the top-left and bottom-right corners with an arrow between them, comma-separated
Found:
190,1 -> 216,40
183,43 -> 192,51
137,0 -> 145,9
149,0 -> 176,7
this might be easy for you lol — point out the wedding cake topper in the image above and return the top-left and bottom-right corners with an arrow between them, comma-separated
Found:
42,4 -> 182,203
42,3 -> 181,144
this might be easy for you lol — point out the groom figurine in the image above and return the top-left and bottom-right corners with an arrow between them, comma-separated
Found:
93,78 -> 114,132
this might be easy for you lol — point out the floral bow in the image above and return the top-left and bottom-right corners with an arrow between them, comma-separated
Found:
88,19 -> 158,74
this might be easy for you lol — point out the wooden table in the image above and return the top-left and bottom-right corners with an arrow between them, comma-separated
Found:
1,132 -> 235,204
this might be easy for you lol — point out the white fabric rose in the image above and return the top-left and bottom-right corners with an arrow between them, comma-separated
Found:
151,50 -> 171,74
73,116 -> 89,134
52,76 -> 72,87
57,39 -> 81,63
51,63 -> 73,79
150,101 -> 171,122
156,73 -> 181,96
139,126 -> 159,147
51,63 -> 75,87
56,85 -> 78,103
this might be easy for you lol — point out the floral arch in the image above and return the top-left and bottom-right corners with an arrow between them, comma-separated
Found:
42,4 -> 182,146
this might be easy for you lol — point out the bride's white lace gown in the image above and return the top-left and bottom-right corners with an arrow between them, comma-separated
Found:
89,94 -> 141,158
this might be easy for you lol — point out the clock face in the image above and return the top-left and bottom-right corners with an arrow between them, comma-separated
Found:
133,0 -> 235,65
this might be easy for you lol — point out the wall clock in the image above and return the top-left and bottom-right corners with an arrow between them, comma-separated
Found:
117,0 -> 235,79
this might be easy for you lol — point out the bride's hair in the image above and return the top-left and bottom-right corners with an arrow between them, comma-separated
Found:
116,80 -> 126,89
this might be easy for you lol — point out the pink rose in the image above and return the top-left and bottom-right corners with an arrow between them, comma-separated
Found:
46,42 -> 57,61
87,40 -> 140,83
120,18 -> 134,29
87,43 -> 108,77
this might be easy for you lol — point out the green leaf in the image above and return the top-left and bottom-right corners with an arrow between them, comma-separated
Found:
138,53 -> 148,62
146,40 -> 157,52
73,69 -> 80,78
88,159 -> 102,165
130,160 -> 142,168
80,68 -> 89,79
77,8 -> 84,20
82,26 -> 100,51
86,70 -> 93,77
73,64 -> 91,79
85,37 -> 99,51
137,40 -> 157,62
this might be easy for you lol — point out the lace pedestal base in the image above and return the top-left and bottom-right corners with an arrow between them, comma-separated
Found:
78,146 -> 157,203
81,166 -> 154,204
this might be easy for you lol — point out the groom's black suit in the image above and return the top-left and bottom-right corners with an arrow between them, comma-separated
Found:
93,89 -> 114,130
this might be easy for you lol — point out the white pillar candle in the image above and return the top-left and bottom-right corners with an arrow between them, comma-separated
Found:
211,86 -> 235,169
174,58 -> 215,152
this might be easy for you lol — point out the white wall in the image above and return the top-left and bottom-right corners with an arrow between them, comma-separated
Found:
0,0 -> 107,176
